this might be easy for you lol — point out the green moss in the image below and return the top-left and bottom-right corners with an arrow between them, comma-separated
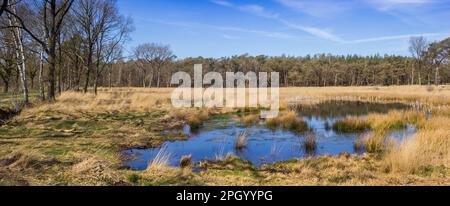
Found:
42,147 -> 72,156
414,165 -> 448,177
0,126 -> 34,137
0,128 -> 14,136
54,120 -> 79,130
86,124 -> 109,132
127,174 -> 141,184
159,131 -> 187,141
328,174 -> 351,184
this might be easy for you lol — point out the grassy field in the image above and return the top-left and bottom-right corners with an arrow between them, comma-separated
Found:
0,86 -> 449,186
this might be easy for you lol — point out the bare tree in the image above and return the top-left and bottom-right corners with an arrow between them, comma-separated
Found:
133,46 -> 151,87
409,36 -> 428,85
72,0 -> 113,93
0,0 -> 7,17
5,0 -> 29,104
2,0 -> 74,100
91,0 -> 132,95
133,43 -> 176,88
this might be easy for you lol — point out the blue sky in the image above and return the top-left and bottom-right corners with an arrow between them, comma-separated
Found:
117,0 -> 450,58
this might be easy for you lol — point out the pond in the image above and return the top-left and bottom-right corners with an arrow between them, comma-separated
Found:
124,101 -> 416,170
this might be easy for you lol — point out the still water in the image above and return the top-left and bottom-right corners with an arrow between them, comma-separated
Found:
124,101 -> 415,170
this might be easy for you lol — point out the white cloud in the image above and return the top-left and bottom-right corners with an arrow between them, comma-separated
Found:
365,0 -> 432,10
140,18 -> 295,40
211,0 -> 279,18
238,4 -> 280,19
211,0 -> 344,42
275,0 -> 352,17
210,0 -> 233,7
222,34 -> 241,40
278,20 -> 345,43
212,25 -> 295,39
210,0 -> 447,44
349,32 -> 445,43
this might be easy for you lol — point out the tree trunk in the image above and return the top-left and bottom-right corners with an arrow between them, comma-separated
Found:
142,71 -> 146,87
93,73 -> 98,95
3,81 -> 8,93
67,60 -> 72,90
30,75 -> 35,90
39,51 -> 45,101
334,74 -> 338,86
58,43 -> 63,94
156,68 -> 161,88
435,67 -> 440,86
83,46 -> 93,93
108,67 -> 112,88
83,65 -> 91,93
418,72 -> 422,85
48,41 -> 57,100
117,66 -> 122,87
16,35 -> 29,104
7,8 -> 29,104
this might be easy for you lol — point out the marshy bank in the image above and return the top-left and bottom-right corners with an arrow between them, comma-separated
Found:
0,87 -> 449,186
124,101 -> 417,170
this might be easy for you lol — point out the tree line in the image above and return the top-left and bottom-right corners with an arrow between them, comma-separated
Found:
80,37 -> 450,89
0,0 -> 449,106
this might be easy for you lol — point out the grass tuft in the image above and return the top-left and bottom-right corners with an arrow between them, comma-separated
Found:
147,147 -> 172,169
265,111 -> 309,133
235,131 -> 248,150
127,174 -> 141,184
187,117 -> 202,130
353,134 -> 367,152
364,132 -> 395,154
333,117 -> 370,133
179,155 -> 193,168
303,132 -> 317,155
383,128 -> 450,174
242,114 -> 260,126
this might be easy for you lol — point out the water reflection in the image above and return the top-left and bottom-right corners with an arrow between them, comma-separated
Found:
124,101 -> 415,170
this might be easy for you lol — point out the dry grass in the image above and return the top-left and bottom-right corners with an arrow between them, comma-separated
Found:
266,111 -> 309,133
1,85 -> 450,185
147,147 -> 172,170
368,110 -> 423,131
280,85 -> 450,107
353,135 -> 367,152
384,129 -> 450,174
383,113 -> 450,174
235,131 -> 248,150
242,114 -> 260,126
332,116 -> 371,133
33,89 -> 173,113
303,132 -> 317,155
364,132 -> 395,154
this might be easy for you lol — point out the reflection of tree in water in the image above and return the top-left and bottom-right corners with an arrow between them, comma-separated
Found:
291,100 -> 411,118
